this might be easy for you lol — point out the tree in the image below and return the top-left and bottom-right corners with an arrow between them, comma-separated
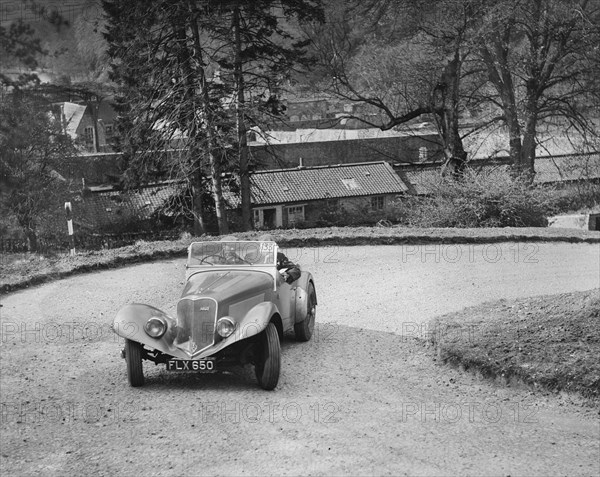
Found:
305,0 -> 482,173
103,0 -> 323,233
103,0 -> 234,235
0,1 -> 68,88
0,92 -> 76,250
0,2 -> 76,250
211,0 -> 324,230
476,0 -> 600,179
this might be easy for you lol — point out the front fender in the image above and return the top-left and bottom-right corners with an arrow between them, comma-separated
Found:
194,301 -> 280,358
112,303 -> 190,358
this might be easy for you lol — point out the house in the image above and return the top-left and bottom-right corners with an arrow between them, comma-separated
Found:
56,100 -> 118,153
246,161 -> 409,228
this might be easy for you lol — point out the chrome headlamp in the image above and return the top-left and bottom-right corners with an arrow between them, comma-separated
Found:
144,316 -> 168,339
216,317 -> 236,338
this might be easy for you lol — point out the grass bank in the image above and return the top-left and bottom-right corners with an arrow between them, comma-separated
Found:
430,289 -> 600,403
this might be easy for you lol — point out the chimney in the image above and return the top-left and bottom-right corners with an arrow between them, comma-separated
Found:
298,157 -> 304,168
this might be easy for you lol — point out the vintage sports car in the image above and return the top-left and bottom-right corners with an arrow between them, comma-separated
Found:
112,240 -> 317,390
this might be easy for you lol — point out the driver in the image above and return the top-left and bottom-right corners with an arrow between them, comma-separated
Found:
220,235 -> 245,264
258,234 -> 301,284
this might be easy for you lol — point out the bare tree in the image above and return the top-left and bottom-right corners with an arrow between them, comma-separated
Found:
476,0 -> 600,178
305,0 -> 485,173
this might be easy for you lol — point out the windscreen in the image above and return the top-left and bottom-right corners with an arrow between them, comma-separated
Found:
188,241 -> 277,267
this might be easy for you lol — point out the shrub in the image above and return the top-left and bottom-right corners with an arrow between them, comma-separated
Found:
393,168 -> 552,227
542,181 -> 600,214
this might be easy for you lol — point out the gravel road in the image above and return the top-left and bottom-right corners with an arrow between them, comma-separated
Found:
1,243 -> 599,476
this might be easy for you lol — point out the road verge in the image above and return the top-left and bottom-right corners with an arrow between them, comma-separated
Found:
2,225 -> 599,294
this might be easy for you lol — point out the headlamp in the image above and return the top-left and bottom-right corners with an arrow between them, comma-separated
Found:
144,316 -> 167,339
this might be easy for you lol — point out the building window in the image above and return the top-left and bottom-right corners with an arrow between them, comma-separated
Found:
371,196 -> 384,210
326,198 -> 339,209
419,146 -> 428,161
286,205 -> 305,225
83,126 -> 94,143
105,124 -> 114,137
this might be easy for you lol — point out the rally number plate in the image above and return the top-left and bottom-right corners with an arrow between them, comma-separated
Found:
166,358 -> 216,372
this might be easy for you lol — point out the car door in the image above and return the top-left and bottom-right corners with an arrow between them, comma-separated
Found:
275,274 -> 297,330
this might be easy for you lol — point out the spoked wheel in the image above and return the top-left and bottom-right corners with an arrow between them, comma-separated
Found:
255,322 -> 281,390
125,339 -> 145,387
294,282 -> 316,342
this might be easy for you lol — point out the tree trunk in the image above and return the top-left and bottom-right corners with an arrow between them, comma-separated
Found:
479,36 -> 525,174
192,169 -> 206,236
188,8 -> 229,235
90,101 -> 100,153
434,50 -> 467,177
520,105 -> 538,182
209,152 -> 229,235
25,228 -> 37,252
233,6 -> 253,231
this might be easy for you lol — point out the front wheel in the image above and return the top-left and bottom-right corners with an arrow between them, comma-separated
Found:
255,322 -> 281,390
294,283 -> 316,342
125,339 -> 144,387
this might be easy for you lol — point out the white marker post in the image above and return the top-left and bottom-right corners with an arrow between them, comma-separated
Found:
64,202 -> 75,256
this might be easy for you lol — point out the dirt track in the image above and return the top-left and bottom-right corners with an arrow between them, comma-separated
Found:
1,243 -> 599,476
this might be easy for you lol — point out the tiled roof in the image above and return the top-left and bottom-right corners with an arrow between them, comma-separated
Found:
250,161 -> 408,205
74,181 -> 183,229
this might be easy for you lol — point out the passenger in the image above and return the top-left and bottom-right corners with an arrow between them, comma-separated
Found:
258,234 -> 301,284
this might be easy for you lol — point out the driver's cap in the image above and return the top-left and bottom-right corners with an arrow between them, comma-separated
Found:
258,234 -> 274,242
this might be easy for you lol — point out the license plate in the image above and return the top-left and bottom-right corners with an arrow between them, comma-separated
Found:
166,358 -> 216,372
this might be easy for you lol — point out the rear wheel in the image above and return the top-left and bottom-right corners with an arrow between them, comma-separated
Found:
294,283 -> 316,342
255,322 -> 281,390
125,339 -> 144,387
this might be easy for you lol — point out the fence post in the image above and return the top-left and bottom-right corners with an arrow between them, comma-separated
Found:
64,202 -> 76,256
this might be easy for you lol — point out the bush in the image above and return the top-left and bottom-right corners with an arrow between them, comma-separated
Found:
543,181 -> 600,214
393,168 -> 552,227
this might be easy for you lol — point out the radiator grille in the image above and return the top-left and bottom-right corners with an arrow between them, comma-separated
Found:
175,298 -> 217,356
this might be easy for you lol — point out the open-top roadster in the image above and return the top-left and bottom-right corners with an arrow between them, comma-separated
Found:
112,240 -> 317,390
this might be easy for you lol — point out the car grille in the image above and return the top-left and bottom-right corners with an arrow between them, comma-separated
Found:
175,298 -> 217,357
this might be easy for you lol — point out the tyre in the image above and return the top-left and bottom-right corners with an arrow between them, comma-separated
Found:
125,339 -> 144,387
255,322 -> 281,390
294,283 -> 316,342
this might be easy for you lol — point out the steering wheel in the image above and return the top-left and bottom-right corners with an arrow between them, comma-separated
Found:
199,254 -> 224,265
